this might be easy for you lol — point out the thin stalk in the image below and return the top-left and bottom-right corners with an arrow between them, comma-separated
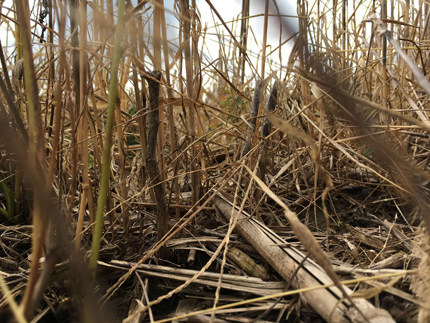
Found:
191,0 -> 204,198
79,0 -> 95,227
15,0 -> 48,318
153,0 -> 166,184
144,71 -> 169,259
116,67 -> 130,233
12,3 -> 22,223
46,0 -> 55,140
180,0 -> 199,205
261,0 -> 269,78
342,0 -> 346,71
66,0 -> 79,223
75,190 -> 87,251
88,0 -> 126,275
381,0 -> 388,111
160,0 -> 180,219
239,0 -> 249,85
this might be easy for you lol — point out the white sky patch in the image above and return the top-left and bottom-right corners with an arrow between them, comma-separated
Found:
0,0 -> 16,48
195,0 -> 298,80
0,0 -> 298,79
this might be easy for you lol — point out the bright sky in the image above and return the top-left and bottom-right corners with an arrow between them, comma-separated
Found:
0,0 -> 298,81
196,0 -> 298,81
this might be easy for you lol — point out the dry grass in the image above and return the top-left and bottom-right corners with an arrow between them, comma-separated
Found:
0,0 -> 430,322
